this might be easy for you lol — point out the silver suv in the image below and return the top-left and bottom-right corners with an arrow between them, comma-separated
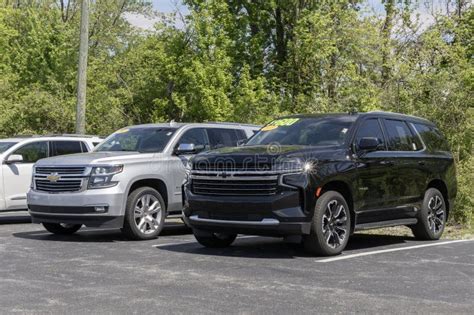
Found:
27,122 -> 259,240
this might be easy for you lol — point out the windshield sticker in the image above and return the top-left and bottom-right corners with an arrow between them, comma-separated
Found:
166,131 -> 173,136
261,118 -> 299,131
273,118 -> 299,126
115,128 -> 129,134
261,125 -> 279,131
341,128 -> 348,134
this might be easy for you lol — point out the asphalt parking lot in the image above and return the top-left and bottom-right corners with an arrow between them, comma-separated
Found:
0,212 -> 473,314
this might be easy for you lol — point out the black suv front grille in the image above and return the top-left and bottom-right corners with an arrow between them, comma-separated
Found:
191,173 -> 278,196
193,162 -> 272,172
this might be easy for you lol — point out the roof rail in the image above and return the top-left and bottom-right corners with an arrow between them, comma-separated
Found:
47,134 -> 102,138
203,121 -> 261,127
9,134 -> 102,139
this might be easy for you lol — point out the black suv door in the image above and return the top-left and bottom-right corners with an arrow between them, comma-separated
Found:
352,118 -> 394,223
381,118 -> 426,212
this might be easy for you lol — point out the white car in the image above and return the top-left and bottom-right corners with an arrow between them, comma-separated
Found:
0,135 -> 103,212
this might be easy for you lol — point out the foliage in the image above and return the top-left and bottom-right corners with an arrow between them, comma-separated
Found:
0,0 -> 472,222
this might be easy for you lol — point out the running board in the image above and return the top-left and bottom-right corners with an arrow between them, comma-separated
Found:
355,218 -> 418,231
166,213 -> 183,219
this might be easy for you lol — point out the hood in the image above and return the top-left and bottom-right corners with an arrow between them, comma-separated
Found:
35,151 -> 152,166
192,145 -> 347,171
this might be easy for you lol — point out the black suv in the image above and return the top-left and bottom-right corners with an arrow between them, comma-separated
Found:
182,112 -> 456,256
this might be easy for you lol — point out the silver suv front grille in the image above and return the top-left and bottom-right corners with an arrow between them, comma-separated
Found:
35,166 -> 86,175
34,166 -> 87,193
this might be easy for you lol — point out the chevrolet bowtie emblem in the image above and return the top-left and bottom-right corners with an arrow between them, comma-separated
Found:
47,173 -> 61,182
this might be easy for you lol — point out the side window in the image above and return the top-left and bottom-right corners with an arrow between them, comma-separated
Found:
235,129 -> 247,140
355,118 -> 385,150
207,128 -> 240,149
176,128 -> 209,152
413,123 -> 449,152
80,142 -> 89,152
12,142 -> 48,163
52,141 -> 83,156
384,119 -> 419,151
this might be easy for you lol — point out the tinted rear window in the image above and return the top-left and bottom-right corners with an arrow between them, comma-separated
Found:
53,141 -> 84,156
413,123 -> 450,152
384,119 -> 420,151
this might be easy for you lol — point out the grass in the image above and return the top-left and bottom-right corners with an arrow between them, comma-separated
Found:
359,219 -> 474,240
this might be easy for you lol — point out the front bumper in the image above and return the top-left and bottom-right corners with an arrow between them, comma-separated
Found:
183,190 -> 312,236
183,214 -> 310,236
27,187 -> 125,228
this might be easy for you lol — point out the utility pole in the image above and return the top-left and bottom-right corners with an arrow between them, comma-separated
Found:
75,0 -> 89,134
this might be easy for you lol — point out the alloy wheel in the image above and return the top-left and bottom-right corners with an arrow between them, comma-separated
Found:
134,194 -> 162,235
321,200 -> 348,249
427,195 -> 445,234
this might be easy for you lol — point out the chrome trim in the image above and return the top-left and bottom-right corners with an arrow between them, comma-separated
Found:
189,215 -> 279,225
190,174 -> 278,181
191,170 -> 297,176
28,210 -> 109,217
33,166 -> 92,193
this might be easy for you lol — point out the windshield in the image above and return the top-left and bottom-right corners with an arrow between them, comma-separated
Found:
95,127 -> 177,153
0,142 -> 18,153
246,117 -> 354,146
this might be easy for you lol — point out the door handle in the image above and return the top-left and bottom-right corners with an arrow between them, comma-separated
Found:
380,160 -> 394,166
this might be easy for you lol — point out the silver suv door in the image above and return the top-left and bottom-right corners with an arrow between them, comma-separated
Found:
168,128 -> 210,212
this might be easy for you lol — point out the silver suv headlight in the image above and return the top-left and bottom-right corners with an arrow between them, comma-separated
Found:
88,165 -> 123,189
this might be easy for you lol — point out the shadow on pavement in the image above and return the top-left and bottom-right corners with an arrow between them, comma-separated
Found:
0,213 -> 31,225
12,221 -> 192,243
156,233 -> 414,259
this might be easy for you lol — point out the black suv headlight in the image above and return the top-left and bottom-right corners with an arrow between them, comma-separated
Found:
88,165 -> 123,189
275,158 -> 313,188
273,157 -> 304,173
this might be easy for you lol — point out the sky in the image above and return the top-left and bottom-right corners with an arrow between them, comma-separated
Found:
125,0 -> 445,31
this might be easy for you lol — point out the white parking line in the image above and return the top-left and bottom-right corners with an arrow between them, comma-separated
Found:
316,239 -> 473,263
152,235 -> 260,248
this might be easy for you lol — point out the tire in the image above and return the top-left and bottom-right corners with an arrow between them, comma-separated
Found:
303,191 -> 351,256
193,230 -> 237,248
121,186 -> 166,240
43,223 -> 82,235
411,188 -> 447,240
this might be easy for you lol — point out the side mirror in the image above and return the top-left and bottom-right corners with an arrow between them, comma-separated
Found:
5,154 -> 24,164
236,139 -> 247,146
358,137 -> 380,152
175,143 -> 205,155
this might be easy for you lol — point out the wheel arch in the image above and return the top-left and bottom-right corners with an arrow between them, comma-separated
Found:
128,178 -> 168,210
426,179 -> 450,217
320,180 -> 355,232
